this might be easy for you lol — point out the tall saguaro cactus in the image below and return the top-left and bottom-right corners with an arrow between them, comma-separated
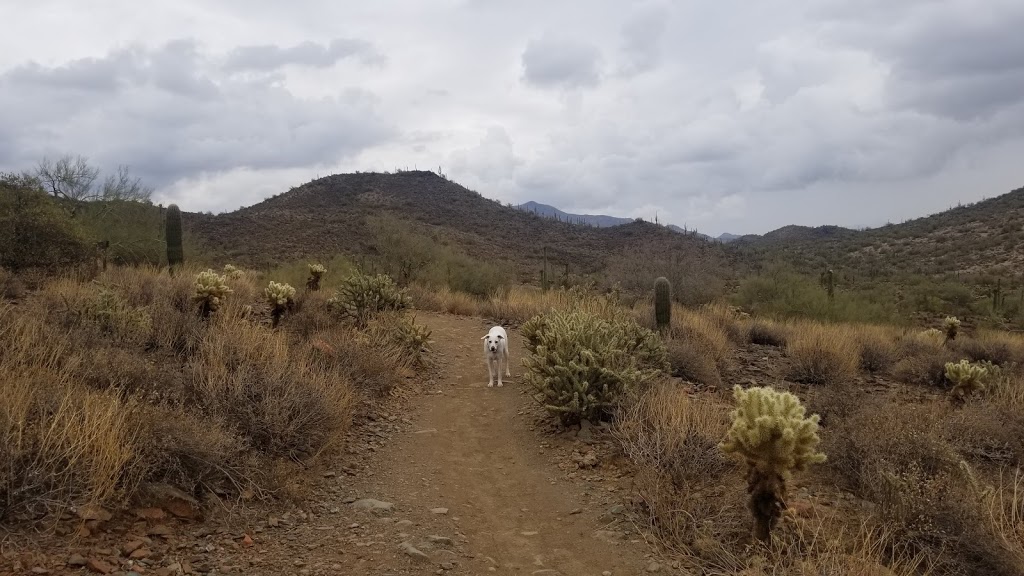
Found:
166,204 -> 184,268
654,276 -> 672,332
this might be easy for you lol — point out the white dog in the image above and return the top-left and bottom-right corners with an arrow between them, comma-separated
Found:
482,326 -> 511,387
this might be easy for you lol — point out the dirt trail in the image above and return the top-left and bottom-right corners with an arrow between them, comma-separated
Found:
4,313 -> 671,576
347,313 -> 660,575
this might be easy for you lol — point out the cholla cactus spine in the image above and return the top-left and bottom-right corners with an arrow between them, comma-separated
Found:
943,316 -> 961,342
306,263 -> 327,291
719,384 -> 826,542
265,281 -> 297,327
193,269 -> 232,318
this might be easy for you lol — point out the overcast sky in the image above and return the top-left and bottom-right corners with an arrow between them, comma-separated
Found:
1,0 -> 1023,235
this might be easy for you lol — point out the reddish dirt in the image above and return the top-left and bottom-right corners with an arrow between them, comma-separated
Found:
2,313 -> 678,575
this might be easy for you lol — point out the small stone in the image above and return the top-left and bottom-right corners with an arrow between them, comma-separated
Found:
134,507 -> 167,520
396,519 -> 414,527
520,531 -> 538,536
323,471 -> 337,478
76,504 -> 113,522
430,508 -> 449,515
267,516 -> 279,528
646,562 -> 662,572
400,541 -> 431,562
30,568 -> 49,574
241,534 -> 254,547
609,505 -> 625,515
123,540 -> 145,555
128,548 -> 152,560
147,524 -> 173,537
351,498 -> 394,512
427,535 -> 453,546
86,558 -> 115,574
440,561 -> 455,570
67,555 -> 88,567
603,572 -> 612,576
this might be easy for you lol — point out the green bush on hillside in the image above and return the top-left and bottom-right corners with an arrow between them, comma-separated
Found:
0,173 -> 92,270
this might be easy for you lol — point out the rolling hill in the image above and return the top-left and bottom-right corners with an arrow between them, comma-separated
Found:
731,186 -> 1024,280
185,171 -> 735,286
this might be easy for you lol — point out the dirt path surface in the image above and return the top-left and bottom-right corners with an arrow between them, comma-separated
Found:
4,313 -> 675,576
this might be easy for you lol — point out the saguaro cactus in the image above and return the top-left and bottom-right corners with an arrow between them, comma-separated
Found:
654,276 -> 672,331
166,204 -> 184,268
824,269 -> 835,301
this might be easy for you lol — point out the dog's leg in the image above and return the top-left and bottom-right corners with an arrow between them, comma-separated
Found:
487,357 -> 495,388
503,345 -> 511,377
497,355 -> 503,387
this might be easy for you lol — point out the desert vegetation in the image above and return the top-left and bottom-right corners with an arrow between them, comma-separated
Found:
4,164 -> 1024,575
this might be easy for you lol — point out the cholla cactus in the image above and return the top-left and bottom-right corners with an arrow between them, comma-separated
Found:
327,273 -> 410,327
944,359 -> 989,403
943,316 -> 961,342
223,263 -> 243,279
522,309 -> 668,425
919,327 -> 945,346
265,281 -> 297,327
306,263 -> 327,291
193,269 -> 232,318
719,385 -> 826,542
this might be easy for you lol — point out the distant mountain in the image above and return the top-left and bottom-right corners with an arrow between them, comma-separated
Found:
717,233 -> 741,243
515,201 -> 634,228
515,200 -> 738,242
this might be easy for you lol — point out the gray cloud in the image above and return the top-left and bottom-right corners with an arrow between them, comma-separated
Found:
0,39 -> 394,190
223,38 -> 383,72
2,0 -> 1023,233
521,35 -> 602,89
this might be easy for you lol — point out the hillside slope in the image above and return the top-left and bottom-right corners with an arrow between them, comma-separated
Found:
186,171 -> 732,284
730,186 -> 1024,279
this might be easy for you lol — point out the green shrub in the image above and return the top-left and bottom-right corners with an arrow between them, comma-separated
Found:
521,308 -> 668,425
367,312 -> 433,368
0,174 -> 92,270
328,272 -> 411,327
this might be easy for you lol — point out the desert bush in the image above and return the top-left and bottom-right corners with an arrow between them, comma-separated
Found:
522,308 -> 667,425
189,316 -> 354,460
328,272 -> 410,327
664,305 -> 733,387
784,323 -> 860,385
828,400 -> 1024,575
719,384 -> 826,541
748,319 -> 788,347
852,325 -> 899,373
0,175 -> 92,270
894,330 -> 959,387
957,330 -> 1024,367
308,327 -> 407,398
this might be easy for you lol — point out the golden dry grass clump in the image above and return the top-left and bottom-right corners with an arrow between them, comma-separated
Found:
0,264 -> 422,522
784,322 -> 860,385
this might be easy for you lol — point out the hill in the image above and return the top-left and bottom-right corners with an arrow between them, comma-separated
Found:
729,186 -> 1024,280
186,171 -> 735,291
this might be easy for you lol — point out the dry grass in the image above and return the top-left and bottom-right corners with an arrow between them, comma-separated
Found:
748,319 -> 789,347
785,322 -> 860,385
850,324 -> 900,374
827,398 -> 1024,575
0,264 -> 419,521
893,330 -> 959,387
956,329 -> 1024,367
660,305 -> 733,387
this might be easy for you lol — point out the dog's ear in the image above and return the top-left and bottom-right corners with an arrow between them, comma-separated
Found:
496,334 -> 504,339
480,335 -> 488,340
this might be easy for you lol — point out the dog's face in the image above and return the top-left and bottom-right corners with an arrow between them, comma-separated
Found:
482,333 -> 504,353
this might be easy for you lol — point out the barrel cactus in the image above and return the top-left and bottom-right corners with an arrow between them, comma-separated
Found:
719,385 -> 826,542
654,276 -> 672,332
166,204 -> 183,268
